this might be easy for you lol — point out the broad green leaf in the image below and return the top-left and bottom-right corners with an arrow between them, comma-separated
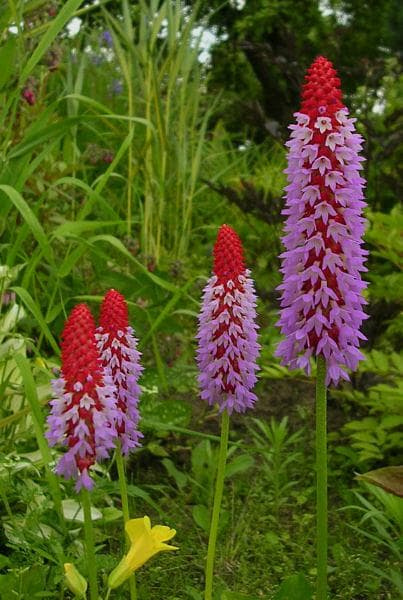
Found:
225,454 -> 254,479
162,458 -> 188,490
192,504 -> 210,532
62,499 -> 102,522
273,573 -> 313,600
0,304 -> 26,339
101,507 -> 123,523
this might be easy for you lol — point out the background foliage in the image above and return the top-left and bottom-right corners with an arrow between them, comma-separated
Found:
0,0 -> 402,598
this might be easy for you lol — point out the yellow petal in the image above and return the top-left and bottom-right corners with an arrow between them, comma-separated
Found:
125,516 -> 151,543
64,563 -> 88,597
151,525 -> 177,543
108,516 -> 178,589
158,542 -> 179,552
108,555 -> 133,589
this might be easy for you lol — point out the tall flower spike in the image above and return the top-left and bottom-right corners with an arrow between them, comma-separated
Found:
276,56 -> 368,385
196,225 -> 260,414
46,304 -> 117,491
96,289 -> 143,455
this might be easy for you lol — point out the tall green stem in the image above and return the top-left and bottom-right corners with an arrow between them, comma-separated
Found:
115,442 -> 137,600
204,410 -> 230,600
81,489 -> 98,600
316,355 -> 328,600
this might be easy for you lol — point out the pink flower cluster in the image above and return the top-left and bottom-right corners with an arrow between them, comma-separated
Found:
275,56 -> 368,385
46,291 -> 142,491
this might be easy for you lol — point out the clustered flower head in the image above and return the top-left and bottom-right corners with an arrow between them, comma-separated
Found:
46,291 -> 143,490
97,290 -> 143,455
196,224 -> 260,414
46,304 -> 118,491
275,56 -> 368,385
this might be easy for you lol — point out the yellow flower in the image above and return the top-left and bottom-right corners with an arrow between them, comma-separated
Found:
108,516 -> 178,589
64,563 -> 87,598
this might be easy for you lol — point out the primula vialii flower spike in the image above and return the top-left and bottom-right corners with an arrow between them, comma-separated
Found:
275,56 -> 368,386
196,224 -> 260,414
46,304 -> 118,491
96,289 -> 143,455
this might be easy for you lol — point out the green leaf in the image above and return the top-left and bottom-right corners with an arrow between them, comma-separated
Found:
14,354 -> 64,526
185,587 -> 203,600
225,454 -> 254,479
192,504 -> 210,532
58,244 -> 87,278
90,234 -> 178,292
0,185 -> 53,263
52,220 -> 124,238
126,484 -> 163,515
20,0 -> 84,84
8,117 -> 82,159
62,499 -> 102,522
100,507 -> 123,523
147,441 -> 169,457
0,555 -> 10,570
273,574 -> 313,600
64,93 -> 154,130
140,277 -> 197,345
370,349 -> 389,372
0,36 -> 17,90
162,458 -> 188,490
11,287 -> 59,354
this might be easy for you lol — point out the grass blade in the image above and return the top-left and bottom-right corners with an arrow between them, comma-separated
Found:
14,354 -> 65,531
0,184 -> 54,263
20,0 -> 84,84
12,286 -> 60,354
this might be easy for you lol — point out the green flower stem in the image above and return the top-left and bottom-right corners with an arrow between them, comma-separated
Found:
115,442 -> 137,600
316,355 -> 328,600
204,410 -> 230,600
81,489 -> 99,600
